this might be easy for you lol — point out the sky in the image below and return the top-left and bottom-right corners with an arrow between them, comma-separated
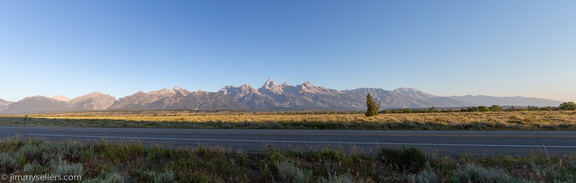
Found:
1,1 -> 575,102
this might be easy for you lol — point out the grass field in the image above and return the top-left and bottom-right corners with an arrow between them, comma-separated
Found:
1,136 -> 575,182
1,110 -> 576,130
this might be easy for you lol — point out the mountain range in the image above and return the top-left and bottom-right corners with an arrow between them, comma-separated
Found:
0,79 -> 563,114
0,92 -> 116,114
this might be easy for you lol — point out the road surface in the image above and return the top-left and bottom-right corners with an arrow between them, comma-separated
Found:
1,126 -> 576,156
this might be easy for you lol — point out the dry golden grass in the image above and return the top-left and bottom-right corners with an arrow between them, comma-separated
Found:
0,110 -> 570,130
28,110 -> 574,123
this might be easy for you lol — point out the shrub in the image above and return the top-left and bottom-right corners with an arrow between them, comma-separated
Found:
61,140 -> 85,162
50,158 -> 83,177
142,170 -> 175,183
277,161 -> 311,183
379,147 -> 428,173
154,171 -> 175,183
451,164 -> 516,183
22,161 -> 44,174
84,173 -> 125,183
406,169 -> 440,183
559,102 -> 576,110
317,173 -> 355,183
16,141 -> 59,165
0,152 -> 17,172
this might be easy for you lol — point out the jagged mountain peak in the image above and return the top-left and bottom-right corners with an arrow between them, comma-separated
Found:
302,81 -> 314,86
173,86 -> 184,91
240,83 -> 252,87
240,84 -> 260,94
218,84 -> 261,98
261,78 -> 284,94
263,78 -> 277,88
152,88 -> 173,95
297,81 -> 336,94
149,87 -> 186,96
218,86 -> 235,95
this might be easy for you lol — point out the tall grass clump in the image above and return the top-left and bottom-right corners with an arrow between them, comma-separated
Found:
451,164 -> 517,183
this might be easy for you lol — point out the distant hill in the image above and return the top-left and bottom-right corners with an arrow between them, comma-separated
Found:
0,92 -> 116,114
449,95 -> 562,107
0,98 -> 13,112
0,79 -> 565,114
68,92 -> 117,111
0,96 -> 69,114
345,88 -> 472,109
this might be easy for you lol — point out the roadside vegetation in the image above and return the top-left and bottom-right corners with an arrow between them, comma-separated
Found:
1,136 -> 575,182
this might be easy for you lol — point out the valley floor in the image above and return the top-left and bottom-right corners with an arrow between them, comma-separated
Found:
1,110 -> 575,130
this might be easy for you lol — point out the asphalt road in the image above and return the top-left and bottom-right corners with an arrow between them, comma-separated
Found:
1,126 -> 576,156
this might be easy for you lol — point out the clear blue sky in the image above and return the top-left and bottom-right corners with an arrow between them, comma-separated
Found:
1,1 -> 575,102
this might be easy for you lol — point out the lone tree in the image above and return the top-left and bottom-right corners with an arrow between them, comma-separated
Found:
365,93 -> 381,116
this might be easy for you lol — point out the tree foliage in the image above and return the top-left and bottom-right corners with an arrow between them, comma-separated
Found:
365,93 -> 380,117
489,105 -> 504,112
559,102 -> 576,110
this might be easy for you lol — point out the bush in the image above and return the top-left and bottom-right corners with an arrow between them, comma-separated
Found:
379,147 -> 428,173
317,173 -> 355,183
406,168 -> 440,183
0,152 -> 17,172
142,170 -> 175,183
277,161 -> 311,183
50,158 -> 83,177
559,102 -> 576,110
451,164 -> 516,183
16,141 -> 59,165
84,173 -> 125,183
22,161 -> 44,174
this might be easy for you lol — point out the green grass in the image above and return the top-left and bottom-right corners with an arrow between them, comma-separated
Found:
1,136 -> 576,182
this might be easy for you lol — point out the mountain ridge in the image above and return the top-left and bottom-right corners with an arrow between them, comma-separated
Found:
0,80 -> 564,114
0,92 -> 116,114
